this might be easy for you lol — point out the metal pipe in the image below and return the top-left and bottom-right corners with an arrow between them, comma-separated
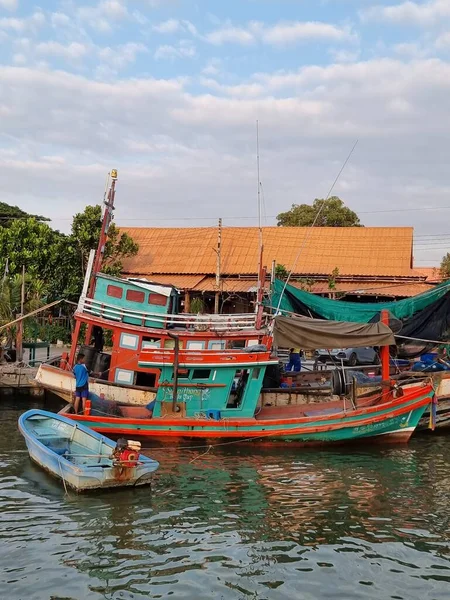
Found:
381,309 -> 391,400
168,332 -> 180,412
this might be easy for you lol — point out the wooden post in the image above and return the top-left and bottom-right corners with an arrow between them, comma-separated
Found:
69,320 -> 81,367
214,218 -> 222,314
16,265 -> 25,362
184,290 -> 191,313
380,309 -> 390,400
84,323 -> 93,346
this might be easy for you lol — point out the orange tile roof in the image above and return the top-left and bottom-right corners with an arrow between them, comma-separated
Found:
120,226 -> 415,278
290,280 -> 435,298
412,267 -> 442,283
193,277 -> 270,293
127,274 -> 206,289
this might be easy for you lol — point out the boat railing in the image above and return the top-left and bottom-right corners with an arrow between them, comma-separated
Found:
79,297 -> 259,330
139,348 -> 273,364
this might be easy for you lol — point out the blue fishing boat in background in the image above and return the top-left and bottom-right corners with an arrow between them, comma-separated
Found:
18,409 -> 159,492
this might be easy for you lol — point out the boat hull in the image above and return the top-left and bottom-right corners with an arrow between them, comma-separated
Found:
66,387 -> 432,446
35,364 -> 156,406
18,410 -> 159,491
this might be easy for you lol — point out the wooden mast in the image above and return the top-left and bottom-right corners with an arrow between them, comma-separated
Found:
88,169 -> 118,298
69,169 -> 118,365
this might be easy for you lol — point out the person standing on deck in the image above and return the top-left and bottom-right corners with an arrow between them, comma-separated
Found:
73,353 -> 89,414
287,348 -> 302,372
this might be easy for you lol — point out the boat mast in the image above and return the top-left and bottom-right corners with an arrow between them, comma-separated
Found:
69,169 -> 117,366
255,121 -> 265,329
88,169 -> 118,298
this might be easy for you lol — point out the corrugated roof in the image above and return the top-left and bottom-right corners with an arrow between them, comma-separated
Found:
121,226 -> 415,278
290,280 -> 435,298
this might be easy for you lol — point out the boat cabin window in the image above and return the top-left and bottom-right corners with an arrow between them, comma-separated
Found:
171,368 -> 189,381
107,284 -> 123,299
208,340 -> 226,350
191,369 -> 211,380
135,370 -> 159,387
126,289 -> 145,303
227,369 -> 250,409
142,336 -> 161,349
229,340 -> 245,349
148,293 -> 167,306
186,340 -> 205,350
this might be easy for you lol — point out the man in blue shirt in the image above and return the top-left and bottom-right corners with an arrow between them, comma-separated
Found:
73,353 -> 89,414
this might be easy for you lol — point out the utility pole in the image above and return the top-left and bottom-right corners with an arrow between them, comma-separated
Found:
16,264 -> 25,362
214,218 -> 222,314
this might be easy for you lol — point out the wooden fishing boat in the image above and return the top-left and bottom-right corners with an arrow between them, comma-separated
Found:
62,330 -> 434,446
36,170 -> 270,404
18,409 -> 159,491
64,381 -> 432,446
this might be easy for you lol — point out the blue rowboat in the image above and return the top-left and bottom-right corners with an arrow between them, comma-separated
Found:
18,409 -> 159,492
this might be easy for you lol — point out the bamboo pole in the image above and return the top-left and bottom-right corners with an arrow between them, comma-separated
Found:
0,299 -> 76,334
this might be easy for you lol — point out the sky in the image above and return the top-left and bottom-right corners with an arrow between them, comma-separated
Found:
0,1 -> 450,267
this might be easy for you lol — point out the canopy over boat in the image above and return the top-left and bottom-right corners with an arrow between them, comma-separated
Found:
273,315 -> 395,350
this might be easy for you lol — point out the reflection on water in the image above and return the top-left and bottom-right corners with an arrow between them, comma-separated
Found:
0,397 -> 449,599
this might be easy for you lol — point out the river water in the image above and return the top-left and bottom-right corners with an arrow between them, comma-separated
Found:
1,397 -> 449,600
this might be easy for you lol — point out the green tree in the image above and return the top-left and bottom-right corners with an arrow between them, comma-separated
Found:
277,196 -> 362,227
0,218 -> 64,281
440,253 -> 450,279
275,264 -> 289,280
71,205 -> 139,277
0,202 -> 49,227
0,273 -> 46,345
0,204 -> 139,304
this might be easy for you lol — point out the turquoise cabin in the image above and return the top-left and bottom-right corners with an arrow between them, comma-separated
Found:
138,351 -> 277,419
91,274 -> 178,329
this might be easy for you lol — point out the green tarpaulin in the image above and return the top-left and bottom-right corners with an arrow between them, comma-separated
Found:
269,278 -> 450,323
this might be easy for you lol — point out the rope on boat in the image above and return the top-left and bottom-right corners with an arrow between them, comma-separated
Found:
58,456 -> 69,497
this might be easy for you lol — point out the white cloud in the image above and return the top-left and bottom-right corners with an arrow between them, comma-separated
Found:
205,19 -> 355,46
260,21 -> 356,45
0,0 -> 18,10
328,48 -> 361,63
154,40 -> 196,60
205,25 -> 255,45
12,53 -> 26,65
50,13 -> 71,28
0,17 -> 25,32
362,0 -> 450,26
394,42 -> 431,58
202,58 -> 222,76
77,0 -> 128,33
1,59 -> 450,263
436,32 -> 450,49
98,42 -> 148,69
153,19 -> 181,34
152,18 -> 198,36
0,11 -> 44,34
37,41 -> 89,60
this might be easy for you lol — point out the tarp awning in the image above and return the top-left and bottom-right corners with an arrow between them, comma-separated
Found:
270,278 -> 450,322
273,315 -> 395,350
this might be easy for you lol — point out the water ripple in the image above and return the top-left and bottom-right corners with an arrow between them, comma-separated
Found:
1,400 -> 450,599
